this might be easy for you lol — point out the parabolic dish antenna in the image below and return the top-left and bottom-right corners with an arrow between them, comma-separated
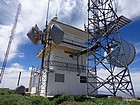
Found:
49,24 -> 64,45
27,25 -> 41,45
106,39 -> 136,67
27,24 -> 64,45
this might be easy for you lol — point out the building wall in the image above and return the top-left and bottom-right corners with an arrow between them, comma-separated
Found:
47,69 -> 88,96
47,46 -> 87,95
49,47 -> 86,65
30,75 -> 39,94
30,69 -> 97,96
43,46 -> 97,96
50,48 -> 76,64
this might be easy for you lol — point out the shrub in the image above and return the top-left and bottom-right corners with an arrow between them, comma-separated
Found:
60,101 -> 96,105
0,89 -> 139,105
0,94 -> 27,105
60,101 -> 79,105
29,96 -> 51,105
25,93 -> 31,97
53,95 -> 67,104
129,101 -> 140,105
52,95 -> 91,104
0,88 -> 15,95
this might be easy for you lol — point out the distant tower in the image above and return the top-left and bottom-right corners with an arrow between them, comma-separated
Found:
0,3 -> 21,84
86,0 -> 135,97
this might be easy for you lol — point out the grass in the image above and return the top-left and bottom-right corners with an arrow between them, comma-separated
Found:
0,89 -> 139,105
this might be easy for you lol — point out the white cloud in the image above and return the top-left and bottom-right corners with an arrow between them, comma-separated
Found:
117,0 -> 140,19
56,0 -> 77,21
18,52 -> 25,58
0,63 -> 30,89
4,0 -> 11,4
131,72 -> 140,92
0,24 -> 19,60
134,42 -> 140,54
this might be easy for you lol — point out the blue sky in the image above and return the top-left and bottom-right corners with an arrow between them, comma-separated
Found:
0,0 -> 140,97
120,19 -> 140,71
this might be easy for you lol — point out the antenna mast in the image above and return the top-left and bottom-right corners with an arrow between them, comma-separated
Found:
0,3 -> 22,83
37,0 -> 51,96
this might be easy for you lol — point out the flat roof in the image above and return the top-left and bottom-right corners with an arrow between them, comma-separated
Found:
48,19 -> 90,39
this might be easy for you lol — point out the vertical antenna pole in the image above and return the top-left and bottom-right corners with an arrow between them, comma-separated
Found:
38,0 -> 51,96
17,71 -> 21,86
45,0 -> 50,27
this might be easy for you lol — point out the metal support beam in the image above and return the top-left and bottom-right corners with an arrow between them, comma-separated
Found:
87,0 -> 135,97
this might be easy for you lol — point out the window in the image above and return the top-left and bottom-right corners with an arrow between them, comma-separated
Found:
55,73 -> 65,82
80,76 -> 87,83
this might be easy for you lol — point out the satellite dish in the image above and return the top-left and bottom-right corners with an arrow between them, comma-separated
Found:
106,39 -> 136,67
49,24 -> 64,45
127,43 -> 136,64
27,25 -> 41,45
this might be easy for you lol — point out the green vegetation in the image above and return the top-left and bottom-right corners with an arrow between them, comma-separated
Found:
0,89 -> 139,105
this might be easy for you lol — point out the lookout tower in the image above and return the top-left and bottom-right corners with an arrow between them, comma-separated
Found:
30,18 -> 97,96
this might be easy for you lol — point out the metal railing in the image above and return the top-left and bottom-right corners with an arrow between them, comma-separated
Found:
44,60 -> 87,72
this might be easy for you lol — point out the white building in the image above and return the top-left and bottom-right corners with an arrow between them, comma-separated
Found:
30,18 -> 97,96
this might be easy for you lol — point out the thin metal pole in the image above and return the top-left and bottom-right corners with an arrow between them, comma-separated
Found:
45,36 -> 51,96
38,0 -> 51,96
29,66 -> 34,92
17,71 -> 21,86
44,0 -> 51,96
38,42 -> 47,95
45,0 -> 50,27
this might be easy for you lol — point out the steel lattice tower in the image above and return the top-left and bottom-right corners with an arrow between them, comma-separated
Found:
0,4 -> 21,84
86,0 -> 135,97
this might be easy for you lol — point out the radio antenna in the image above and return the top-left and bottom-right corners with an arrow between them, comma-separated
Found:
37,0 -> 51,96
45,0 -> 50,27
